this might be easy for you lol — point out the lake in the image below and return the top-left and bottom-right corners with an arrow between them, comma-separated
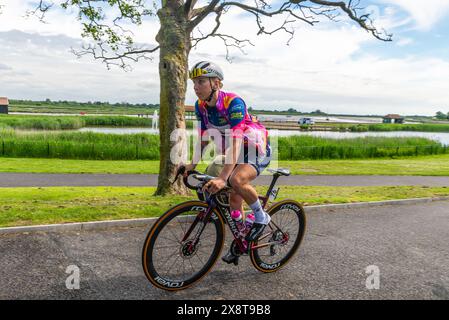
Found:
10,112 -> 418,124
78,127 -> 449,146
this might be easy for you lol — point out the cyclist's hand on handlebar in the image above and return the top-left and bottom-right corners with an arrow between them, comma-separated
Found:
203,177 -> 226,194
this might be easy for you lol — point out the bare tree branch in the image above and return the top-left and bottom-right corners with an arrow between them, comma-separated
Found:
190,1 -> 317,49
214,34 -> 255,62
219,1 -> 314,25
308,0 -> 392,41
191,8 -> 255,61
30,0 -> 159,70
189,0 -> 391,51
71,43 -> 159,71
188,0 -> 221,30
184,0 -> 200,18
25,0 -> 54,22
29,0 -> 391,70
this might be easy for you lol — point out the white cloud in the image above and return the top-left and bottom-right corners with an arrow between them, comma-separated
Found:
1,1 -> 448,116
0,30 -> 159,103
185,8 -> 449,115
380,0 -> 449,31
0,0 -> 160,42
0,0 -> 83,37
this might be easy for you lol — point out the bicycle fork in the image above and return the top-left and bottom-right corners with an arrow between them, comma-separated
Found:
181,200 -> 217,252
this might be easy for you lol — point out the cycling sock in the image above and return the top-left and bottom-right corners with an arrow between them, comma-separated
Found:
250,200 -> 270,224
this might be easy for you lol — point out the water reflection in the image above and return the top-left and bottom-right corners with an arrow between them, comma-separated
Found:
79,127 -> 160,134
78,127 -> 449,145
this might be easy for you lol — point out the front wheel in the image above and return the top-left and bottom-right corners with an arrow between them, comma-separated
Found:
142,201 -> 225,291
250,199 -> 306,273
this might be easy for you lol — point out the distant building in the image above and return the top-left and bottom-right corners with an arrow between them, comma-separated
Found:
383,114 -> 404,124
0,97 -> 9,114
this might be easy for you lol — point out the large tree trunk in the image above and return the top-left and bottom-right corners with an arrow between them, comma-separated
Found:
154,1 -> 192,196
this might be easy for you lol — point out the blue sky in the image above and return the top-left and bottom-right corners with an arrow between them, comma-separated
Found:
0,0 -> 449,116
362,0 -> 449,59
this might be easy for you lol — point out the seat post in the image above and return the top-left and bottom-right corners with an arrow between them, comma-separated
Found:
265,173 -> 281,198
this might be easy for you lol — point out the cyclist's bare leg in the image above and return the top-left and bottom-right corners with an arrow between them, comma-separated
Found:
229,164 -> 271,242
222,165 -> 260,264
229,190 -> 244,215
228,164 -> 259,204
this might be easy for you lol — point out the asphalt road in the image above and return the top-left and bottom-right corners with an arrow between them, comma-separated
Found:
1,173 -> 449,187
1,200 -> 448,300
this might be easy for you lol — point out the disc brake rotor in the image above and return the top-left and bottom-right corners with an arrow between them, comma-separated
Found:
269,230 -> 288,256
180,240 -> 199,259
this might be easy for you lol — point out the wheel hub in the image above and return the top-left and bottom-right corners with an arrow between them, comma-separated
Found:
181,240 -> 199,259
269,230 -> 289,256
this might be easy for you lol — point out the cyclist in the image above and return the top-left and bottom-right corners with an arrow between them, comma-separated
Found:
182,60 -> 272,264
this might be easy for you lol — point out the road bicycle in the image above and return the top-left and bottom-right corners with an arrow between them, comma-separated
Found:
142,166 -> 306,291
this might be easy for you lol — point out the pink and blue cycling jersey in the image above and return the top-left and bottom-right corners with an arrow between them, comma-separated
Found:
194,90 -> 269,156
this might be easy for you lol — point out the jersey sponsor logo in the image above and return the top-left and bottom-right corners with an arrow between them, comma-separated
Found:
218,117 -> 228,125
230,112 -> 243,119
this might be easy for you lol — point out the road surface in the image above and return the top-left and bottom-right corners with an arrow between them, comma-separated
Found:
1,173 -> 448,187
1,200 -> 448,300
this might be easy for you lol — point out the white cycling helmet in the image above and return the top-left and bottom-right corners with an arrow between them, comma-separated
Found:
189,61 -> 224,81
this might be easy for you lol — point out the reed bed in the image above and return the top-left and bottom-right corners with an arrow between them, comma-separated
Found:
0,130 -> 446,160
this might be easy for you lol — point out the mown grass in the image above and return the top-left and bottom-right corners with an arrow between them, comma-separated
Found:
0,185 -> 448,227
1,154 -> 449,176
277,154 -> 449,176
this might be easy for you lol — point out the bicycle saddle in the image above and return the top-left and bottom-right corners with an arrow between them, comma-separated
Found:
267,168 -> 290,176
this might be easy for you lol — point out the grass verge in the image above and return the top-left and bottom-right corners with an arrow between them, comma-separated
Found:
0,186 -> 448,228
1,155 -> 449,175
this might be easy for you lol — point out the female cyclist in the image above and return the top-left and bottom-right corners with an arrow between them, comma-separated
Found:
183,61 -> 272,264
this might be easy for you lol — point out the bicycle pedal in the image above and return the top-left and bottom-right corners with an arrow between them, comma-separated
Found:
221,254 -> 239,266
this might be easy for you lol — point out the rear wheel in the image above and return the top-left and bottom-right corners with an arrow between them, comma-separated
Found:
250,200 -> 306,273
142,201 -> 225,291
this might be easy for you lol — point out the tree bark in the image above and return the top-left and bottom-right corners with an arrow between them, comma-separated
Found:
155,0 -> 192,196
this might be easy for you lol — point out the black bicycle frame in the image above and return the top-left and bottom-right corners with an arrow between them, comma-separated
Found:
181,172 -> 285,253
180,191 -> 248,252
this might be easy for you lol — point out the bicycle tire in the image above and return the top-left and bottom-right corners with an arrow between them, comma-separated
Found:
250,199 -> 306,273
142,201 -> 225,291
